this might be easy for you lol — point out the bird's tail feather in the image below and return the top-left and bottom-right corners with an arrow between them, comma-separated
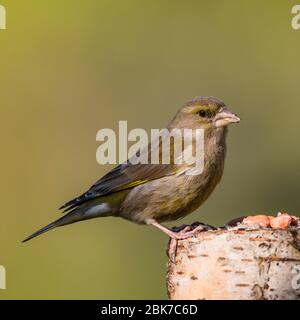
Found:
22,210 -> 76,243
22,221 -> 58,243
23,198 -> 113,242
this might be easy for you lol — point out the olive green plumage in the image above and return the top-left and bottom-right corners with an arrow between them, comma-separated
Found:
23,96 -> 240,242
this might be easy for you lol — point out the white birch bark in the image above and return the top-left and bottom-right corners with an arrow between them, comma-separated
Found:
167,227 -> 300,300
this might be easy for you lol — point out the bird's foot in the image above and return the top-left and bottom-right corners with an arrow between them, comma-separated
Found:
167,222 -> 215,263
147,219 -> 215,263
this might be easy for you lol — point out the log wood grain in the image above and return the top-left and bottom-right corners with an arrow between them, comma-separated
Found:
167,227 -> 300,300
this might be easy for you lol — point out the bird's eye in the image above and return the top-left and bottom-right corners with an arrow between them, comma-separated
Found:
198,110 -> 207,117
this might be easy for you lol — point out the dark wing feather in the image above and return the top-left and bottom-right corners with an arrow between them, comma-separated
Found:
59,161 -> 176,212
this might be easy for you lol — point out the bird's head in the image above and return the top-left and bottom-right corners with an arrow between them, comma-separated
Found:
169,96 -> 240,130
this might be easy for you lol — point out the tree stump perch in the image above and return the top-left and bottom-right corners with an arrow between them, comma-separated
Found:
167,213 -> 300,300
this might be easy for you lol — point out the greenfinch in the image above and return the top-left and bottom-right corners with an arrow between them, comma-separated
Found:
23,96 -> 240,242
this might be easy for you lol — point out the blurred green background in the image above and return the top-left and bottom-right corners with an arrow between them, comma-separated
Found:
0,0 -> 299,299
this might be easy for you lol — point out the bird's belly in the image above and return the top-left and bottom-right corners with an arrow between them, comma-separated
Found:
119,172 -> 220,224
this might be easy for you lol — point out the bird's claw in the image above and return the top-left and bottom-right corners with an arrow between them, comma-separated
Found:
167,238 -> 178,263
167,222 -> 215,263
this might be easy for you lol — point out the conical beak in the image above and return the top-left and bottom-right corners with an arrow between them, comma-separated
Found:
214,107 -> 240,128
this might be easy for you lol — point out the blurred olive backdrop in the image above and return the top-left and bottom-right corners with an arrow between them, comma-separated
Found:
0,0 -> 299,299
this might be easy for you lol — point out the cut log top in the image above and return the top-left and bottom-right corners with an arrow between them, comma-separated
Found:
167,213 -> 300,300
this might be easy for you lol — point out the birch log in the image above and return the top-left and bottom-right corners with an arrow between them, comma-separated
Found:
167,224 -> 300,300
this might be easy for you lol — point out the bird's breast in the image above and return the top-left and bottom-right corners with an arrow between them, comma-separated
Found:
120,128 -> 227,224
